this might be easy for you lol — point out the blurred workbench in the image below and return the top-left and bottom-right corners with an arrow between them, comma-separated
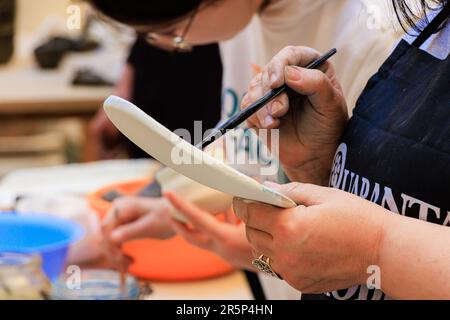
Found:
145,272 -> 253,300
0,30 -> 130,162
81,255 -> 253,300
0,63 -> 111,116
0,159 -> 254,300
0,29 -> 124,115
0,4 -> 254,300
0,5 -> 130,116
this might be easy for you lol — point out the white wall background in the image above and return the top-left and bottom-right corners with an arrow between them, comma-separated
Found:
16,0 -> 73,34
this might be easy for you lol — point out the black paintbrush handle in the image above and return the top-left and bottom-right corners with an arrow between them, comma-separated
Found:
218,85 -> 286,135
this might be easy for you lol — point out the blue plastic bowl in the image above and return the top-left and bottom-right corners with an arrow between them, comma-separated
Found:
0,213 -> 84,281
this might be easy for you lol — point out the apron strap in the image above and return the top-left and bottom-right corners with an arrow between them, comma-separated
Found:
412,5 -> 450,48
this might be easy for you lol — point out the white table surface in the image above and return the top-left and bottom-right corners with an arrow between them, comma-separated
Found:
0,160 -> 254,300
0,159 -> 160,197
147,272 -> 253,300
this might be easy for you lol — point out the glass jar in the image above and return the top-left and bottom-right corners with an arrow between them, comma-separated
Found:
51,269 -> 149,300
0,253 -> 52,300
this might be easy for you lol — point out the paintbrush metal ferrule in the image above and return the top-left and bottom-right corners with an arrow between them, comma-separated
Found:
196,129 -> 222,150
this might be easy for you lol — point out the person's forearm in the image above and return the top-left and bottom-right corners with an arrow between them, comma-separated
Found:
377,213 -> 450,299
114,64 -> 135,101
280,141 -> 343,187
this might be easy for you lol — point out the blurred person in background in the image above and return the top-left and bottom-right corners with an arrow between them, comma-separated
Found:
90,37 -> 222,159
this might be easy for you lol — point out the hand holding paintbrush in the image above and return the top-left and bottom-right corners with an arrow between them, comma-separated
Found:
198,48 -> 337,150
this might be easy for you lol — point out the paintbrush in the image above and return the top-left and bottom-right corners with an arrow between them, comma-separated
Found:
197,48 -> 337,150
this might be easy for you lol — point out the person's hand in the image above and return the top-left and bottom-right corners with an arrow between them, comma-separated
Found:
101,196 -> 176,263
242,46 -> 349,185
89,64 -> 135,160
233,182 -> 392,294
89,107 -> 124,159
164,192 -> 255,271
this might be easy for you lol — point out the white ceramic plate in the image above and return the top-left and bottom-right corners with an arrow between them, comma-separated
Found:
103,96 -> 296,208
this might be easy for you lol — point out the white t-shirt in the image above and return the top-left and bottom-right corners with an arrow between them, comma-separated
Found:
218,0 -> 399,300
220,0 -> 398,117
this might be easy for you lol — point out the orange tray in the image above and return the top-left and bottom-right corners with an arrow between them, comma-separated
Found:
87,179 -> 234,281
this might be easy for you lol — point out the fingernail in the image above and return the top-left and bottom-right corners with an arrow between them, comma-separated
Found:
285,66 -> 301,82
264,115 -> 275,127
232,198 -> 239,214
232,198 -> 247,220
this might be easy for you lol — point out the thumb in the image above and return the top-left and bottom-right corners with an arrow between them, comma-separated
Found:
284,65 -> 342,114
263,181 -> 330,206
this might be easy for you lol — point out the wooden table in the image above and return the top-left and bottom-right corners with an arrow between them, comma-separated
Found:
80,257 -> 253,300
0,26 -> 132,160
0,64 -> 112,117
0,160 -> 255,300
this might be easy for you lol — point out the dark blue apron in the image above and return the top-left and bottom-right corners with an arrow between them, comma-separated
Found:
303,8 -> 450,300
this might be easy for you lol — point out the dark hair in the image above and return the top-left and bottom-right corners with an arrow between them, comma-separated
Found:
87,0 -> 272,27
89,0 -> 449,33
393,0 -> 450,34
87,0 -> 217,26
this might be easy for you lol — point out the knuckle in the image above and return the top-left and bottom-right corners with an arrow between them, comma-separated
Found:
283,45 -> 297,56
256,109 -> 267,123
299,183 -> 315,195
275,220 -> 295,238
286,45 -> 300,59
241,94 -> 251,108
276,46 -> 290,59
273,46 -> 294,65
248,73 -> 262,90
313,70 -> 328,87
286,182 -> 301,192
